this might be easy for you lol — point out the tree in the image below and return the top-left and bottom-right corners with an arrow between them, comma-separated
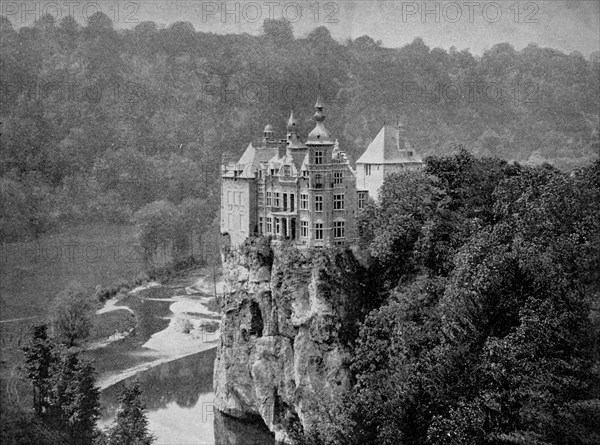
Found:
21,323 -> 56,415
47,348 -> 100,445
262,18 -> 294,45
364,169 -> 439,285
50,282 -> 94,346
20,323 -> 101,444
134,200 -> 178,265
343,162 -> 600,445
106,380 -> 154,445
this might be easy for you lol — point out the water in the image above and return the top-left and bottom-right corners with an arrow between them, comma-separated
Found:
99,348 -> 275,445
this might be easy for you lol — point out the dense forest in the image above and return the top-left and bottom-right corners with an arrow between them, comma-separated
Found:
1,13 -> 599,244
300,153 -> 600,445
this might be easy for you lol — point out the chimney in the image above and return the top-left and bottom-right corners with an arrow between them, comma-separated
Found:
395,118 -> 406,151
278,139 -> 287,158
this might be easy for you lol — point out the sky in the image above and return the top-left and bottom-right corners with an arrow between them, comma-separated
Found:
3,0 -> 600,56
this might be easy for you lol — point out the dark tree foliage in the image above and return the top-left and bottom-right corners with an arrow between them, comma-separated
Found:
19,323 -> 101,445
46,349 -> 100,444
325,159 -> 600,445
0,405 -> 69,445
106,380 -> 154,445
1,17 -> 598,242
50,281 -> 95,346
21,323 -> 56,415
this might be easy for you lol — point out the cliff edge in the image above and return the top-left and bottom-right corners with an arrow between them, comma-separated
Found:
214,237 -> 367,443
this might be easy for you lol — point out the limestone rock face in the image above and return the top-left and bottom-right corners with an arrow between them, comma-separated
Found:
213,239 -> 354,444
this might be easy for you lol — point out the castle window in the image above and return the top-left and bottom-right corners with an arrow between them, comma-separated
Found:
290,194 -> 295,211
283,165 -> 291,176
315,151 -> 323,165
266,191 -> 272,206
275,218 -> 281,235
333,171 -> 343,184
334,194 -> 344,210
301,220 -> 308,237
315,195 -> 323,212
259,217 -> 263,234
266,217 -> 272,234
365,165 -> 372,176
358,192 -> 366,209
302,170 -> 308,177
300,194 -> 308,210
283,193 -> 288,210
314,174 -> 323,189
314,223 -> 323,240
274,192 -> 281,208
334,221 -> 345,239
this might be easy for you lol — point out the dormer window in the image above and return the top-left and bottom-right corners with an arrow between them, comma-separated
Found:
315,151 -> 323,165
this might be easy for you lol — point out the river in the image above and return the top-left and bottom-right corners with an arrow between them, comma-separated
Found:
98,346 -> 275,444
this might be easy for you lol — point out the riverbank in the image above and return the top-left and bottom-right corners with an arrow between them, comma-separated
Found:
86,267 -> 223,390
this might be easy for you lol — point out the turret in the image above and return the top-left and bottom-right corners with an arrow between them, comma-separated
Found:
306,96 -> 333,145
262,124 -> 275,145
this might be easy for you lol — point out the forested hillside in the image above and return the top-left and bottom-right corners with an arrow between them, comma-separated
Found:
1,14 -> 599,242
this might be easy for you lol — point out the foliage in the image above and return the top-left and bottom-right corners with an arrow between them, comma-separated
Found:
134,197 -> 214,265
145,255 -> 205,282
316,248 -> 385,345
1,15 -> 598,242
238,235 -> 274,268
318,159 -> 600,445
46,348 -> 100,444
19,323 -> 101,445
50,282 -> 95,346
0,405 -> 69,445
105,380 -> 154,445
21,323 -> 56,415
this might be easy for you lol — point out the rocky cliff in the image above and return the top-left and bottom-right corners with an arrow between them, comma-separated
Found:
214,237 -> 371,444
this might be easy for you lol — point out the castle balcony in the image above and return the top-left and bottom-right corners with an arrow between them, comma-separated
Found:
270,210 -> 297,217
278,176 -> 298,184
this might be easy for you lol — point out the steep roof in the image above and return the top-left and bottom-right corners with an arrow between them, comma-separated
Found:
236,143 -> 278,177
356,125 -> 422,165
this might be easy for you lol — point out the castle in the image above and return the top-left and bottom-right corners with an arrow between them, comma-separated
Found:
220,98 -> 423,247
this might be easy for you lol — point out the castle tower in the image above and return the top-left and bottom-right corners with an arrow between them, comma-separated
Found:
356,119 -> 423,202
